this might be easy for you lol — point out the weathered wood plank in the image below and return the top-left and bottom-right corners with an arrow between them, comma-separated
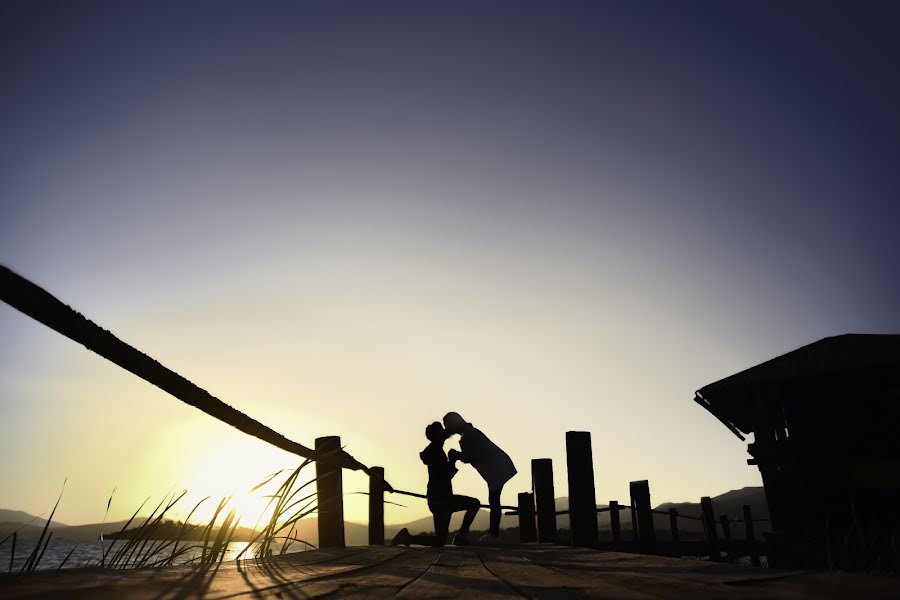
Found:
480,548 -> 654,599
3,545 -> 900,599
398,547 -> 519,599
284,547 -> 441,598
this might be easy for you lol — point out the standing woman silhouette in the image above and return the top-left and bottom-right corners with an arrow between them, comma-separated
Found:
443,411 -> 517,544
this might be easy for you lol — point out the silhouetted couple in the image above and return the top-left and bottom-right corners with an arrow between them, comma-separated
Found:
392,412 -> 516,547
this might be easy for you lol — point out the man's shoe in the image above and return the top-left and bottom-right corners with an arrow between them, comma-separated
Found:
452,532 -> 470,546
477,534 -> 501,546
391,528 -> 411,546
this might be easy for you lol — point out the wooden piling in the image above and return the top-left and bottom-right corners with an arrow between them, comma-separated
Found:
700,496 -> 719,562
631,504 -> 639,541
532,458 -> 557,543
669,508 -> 680,544
719,515 -> 732,562
609,501 -> 622,543
518,492 -> 537,543
630,480 -> 656,554
743,504 -> 759,567
368,466 -> 385,545
315,436 -> 345,548
566,431 -> 599,548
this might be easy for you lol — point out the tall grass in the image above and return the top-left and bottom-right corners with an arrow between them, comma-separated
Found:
0,458 -> 324,572
236,457 -> 319,560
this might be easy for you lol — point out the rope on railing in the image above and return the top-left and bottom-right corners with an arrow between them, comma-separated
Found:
0,265 -> 372,472
391,487 -> 517,511
649,509 -> 702,521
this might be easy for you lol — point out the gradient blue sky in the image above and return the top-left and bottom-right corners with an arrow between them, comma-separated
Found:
2,1 -> 899,526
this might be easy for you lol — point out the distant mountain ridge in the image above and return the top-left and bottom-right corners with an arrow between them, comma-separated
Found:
1,487 -> 768,545
383,486 -> 769,542
1,510 -> 149,542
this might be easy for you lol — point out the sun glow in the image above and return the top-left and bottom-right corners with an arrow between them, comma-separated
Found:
179,439 -> 311,527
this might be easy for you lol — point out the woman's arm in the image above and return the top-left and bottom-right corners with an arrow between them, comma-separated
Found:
456,432 -> 483,463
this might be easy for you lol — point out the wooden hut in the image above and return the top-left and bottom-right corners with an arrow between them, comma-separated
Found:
695,334 -> 900,572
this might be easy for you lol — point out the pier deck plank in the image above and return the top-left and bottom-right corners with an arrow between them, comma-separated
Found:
2,545 -> 899,599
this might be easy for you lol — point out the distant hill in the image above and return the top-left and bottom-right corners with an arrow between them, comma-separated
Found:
650,487 -> 770,540
0,509 -> 69,529
107,521 -> 261,543
384,486 -> 769,542
0,511 -> 153,542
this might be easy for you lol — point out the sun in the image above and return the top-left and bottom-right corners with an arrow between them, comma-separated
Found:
179,438 -> 305,527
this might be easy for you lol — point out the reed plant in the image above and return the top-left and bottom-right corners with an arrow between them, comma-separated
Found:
1,454 -> 328,572
236,458 -> 318,560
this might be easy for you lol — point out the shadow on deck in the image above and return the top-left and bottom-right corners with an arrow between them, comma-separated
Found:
2,544 -> 899,599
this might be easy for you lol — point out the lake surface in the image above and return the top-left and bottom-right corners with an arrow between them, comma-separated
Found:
0,537 -> 311,572
1,539 -> 766,572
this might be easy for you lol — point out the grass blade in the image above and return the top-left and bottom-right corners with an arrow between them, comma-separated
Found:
100,486 -> 116,567
31,531 -> 53,571
58,544 -> 78,569
8,532 -> 15,574
23,478 -> 65,572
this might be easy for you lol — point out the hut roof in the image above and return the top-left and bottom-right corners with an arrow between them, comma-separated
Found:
694,334 -> 900,439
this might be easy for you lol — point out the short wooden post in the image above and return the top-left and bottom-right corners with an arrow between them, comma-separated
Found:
630,480 -> 656,554
669,508 -> 680,544
368,466 -> 385,545
743,504 -> 759,567
609,501 -> 622,543
700,496 -> 719,562
631,504 -> 639,541
719,515 -> 732,562
315,436 -> 345,548
518,492 -> 537,543
566,431 -> 599,548
532,458 -> 557,543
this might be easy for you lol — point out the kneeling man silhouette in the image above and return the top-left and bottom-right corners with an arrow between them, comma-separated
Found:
391,421 -> 480,547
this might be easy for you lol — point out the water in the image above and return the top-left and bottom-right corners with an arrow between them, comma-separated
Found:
0,538 -> 310,572
681,553 -> 769,568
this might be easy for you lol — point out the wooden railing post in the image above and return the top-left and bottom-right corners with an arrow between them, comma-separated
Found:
669,508 -> 680,545
566,431 -> 599,548
518,492 -> 537,543
719,515 -> 732,561
631,504 -> 639,541
532,458 -> 557,543
368,466 -> 385,545
609,501 -> 622,543
315,436 -> 345,548
700,496 -> 719,562
630,480 -> 656,554
743,504 -> 759,567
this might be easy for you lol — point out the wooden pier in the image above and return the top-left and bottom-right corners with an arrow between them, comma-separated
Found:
3,269 -> 900,596
3,544 -> 899,599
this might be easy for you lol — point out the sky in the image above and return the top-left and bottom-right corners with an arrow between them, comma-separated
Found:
2,1 -> 899,528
